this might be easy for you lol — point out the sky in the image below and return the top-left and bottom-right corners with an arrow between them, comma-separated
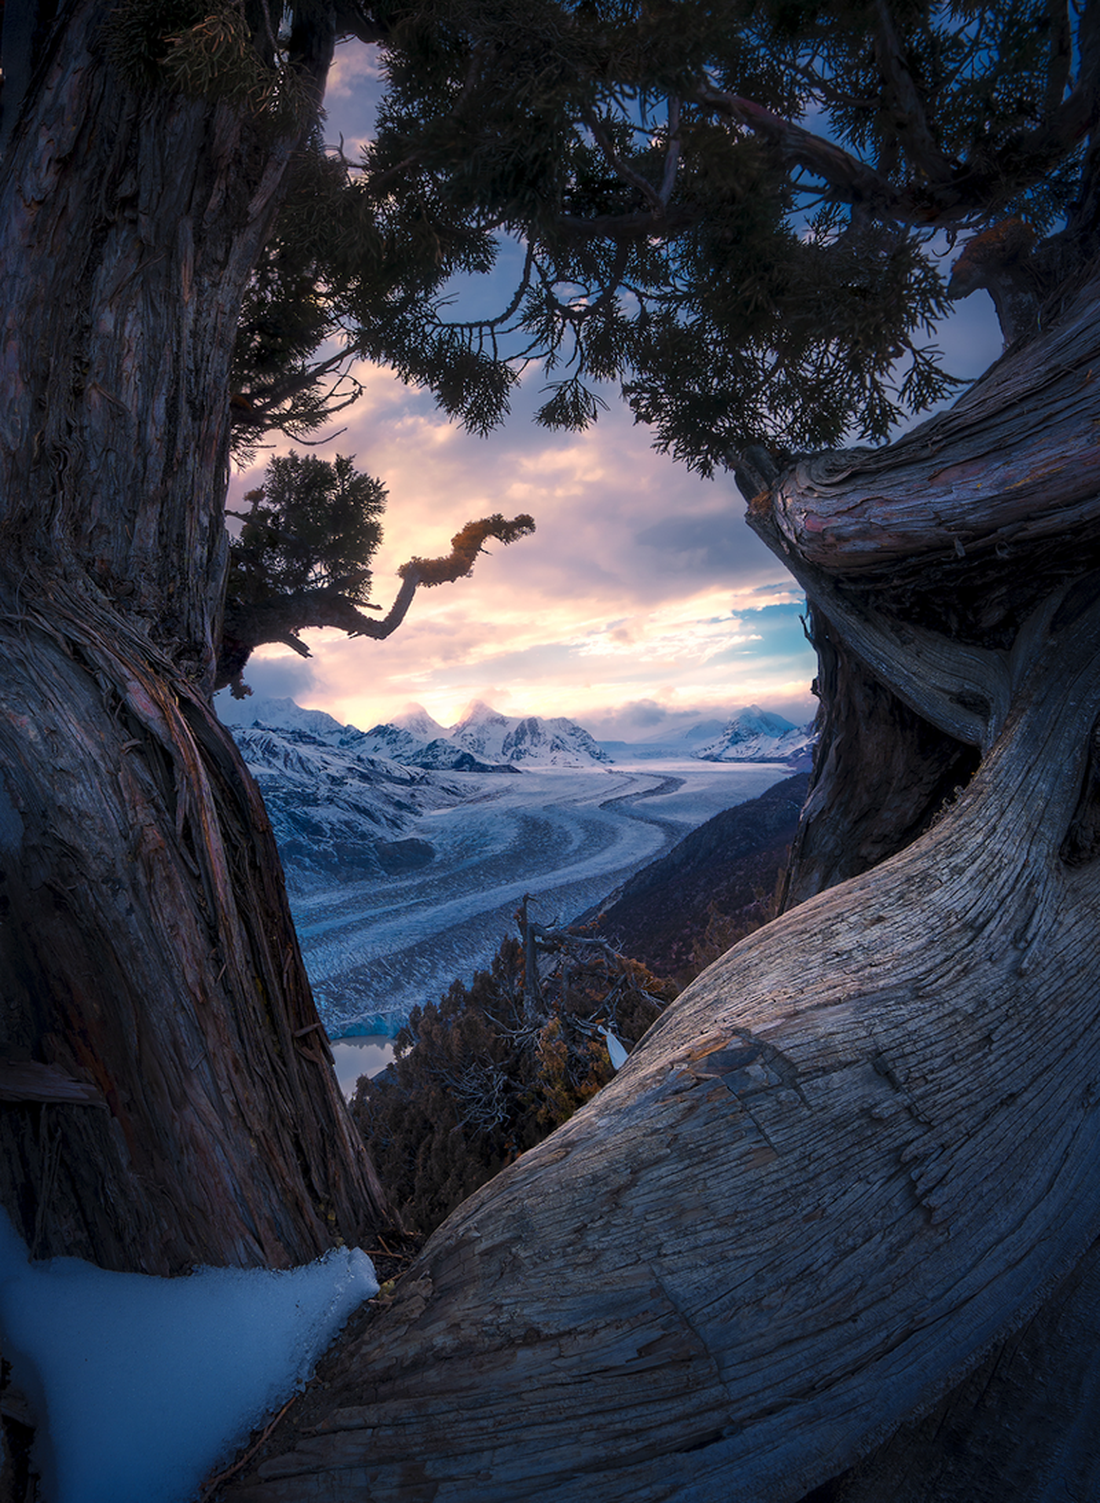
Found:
218,40 -> 1006,743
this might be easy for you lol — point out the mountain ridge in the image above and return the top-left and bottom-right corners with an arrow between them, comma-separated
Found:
226,715 -> 474,887
219,694 -> 813,768
446,700 -> 612,768
692,704 -> 813,763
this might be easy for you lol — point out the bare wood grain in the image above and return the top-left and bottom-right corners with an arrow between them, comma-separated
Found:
768,266 -> 1100,574
222,593 -> 1100,1501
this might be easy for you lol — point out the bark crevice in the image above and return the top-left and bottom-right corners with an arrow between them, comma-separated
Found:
221,588 -> 1100,1500
0,571 -> 386,1274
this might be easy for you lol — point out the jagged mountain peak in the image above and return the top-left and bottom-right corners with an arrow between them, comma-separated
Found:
221,694 -> 611,771
453,699 -> 508,729
731,704 -> 797,734
358,718 -> 513,774
693,705 -> 812,763
391,704 -> 449,741
449,703 -> 611,767
223,696 -> 348,743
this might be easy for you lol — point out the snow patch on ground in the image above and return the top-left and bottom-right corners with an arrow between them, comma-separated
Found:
0,1213 -> 377,1503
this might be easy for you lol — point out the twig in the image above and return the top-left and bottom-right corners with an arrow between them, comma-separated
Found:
1044,0 -> 1073,118
659,97 -> 682,206
198,1394 -> 298,1498
872,0 -> 957,183
581,107 -> 664,214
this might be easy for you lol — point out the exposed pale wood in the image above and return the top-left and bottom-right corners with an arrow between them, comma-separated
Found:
222,590 -> 1100,1500
804,1235 -> 1100,1501
768,265 -> 1100,574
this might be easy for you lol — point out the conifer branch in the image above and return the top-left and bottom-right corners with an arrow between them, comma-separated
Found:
217,511 -> 535,694
396,513 -> 536,588
697,84 -> 911,218
557,204 -> 700,240
1005,0 -> 1100,160
872,0 -> 958,183
581,107 -> 664,216
658,97 -> 682,207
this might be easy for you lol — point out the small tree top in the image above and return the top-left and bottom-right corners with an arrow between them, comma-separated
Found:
229,453 -> 386,607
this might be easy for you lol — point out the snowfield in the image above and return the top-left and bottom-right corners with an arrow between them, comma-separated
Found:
219,698 -> 798,1037
291,760 -> 789,1036
0,1212 -> 376,1503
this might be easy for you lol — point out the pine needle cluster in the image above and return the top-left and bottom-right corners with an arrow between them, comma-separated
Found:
225,0 -> 1095,472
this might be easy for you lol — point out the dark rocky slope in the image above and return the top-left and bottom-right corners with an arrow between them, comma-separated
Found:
586,772 -> 810,983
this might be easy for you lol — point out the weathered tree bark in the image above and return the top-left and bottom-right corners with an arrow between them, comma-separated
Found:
0,2 -> 384,1272
797,1235 -> 1100,1502
6,5 -> 1100,1495
219,265 -> 1100,1499
777,609 -> 979,909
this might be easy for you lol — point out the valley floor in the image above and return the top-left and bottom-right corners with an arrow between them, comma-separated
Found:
293,760 -> 788,1035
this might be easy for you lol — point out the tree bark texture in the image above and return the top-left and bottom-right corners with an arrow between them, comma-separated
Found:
218,264 -> 1100,1499
800,1234 -> 1100,1503
777,607 -> 979,910
0,2 -> 384,1273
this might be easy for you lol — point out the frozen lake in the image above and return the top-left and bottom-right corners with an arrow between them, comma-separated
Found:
294,760 -> 790,1037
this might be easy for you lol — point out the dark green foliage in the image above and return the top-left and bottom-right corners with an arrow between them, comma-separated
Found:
228,451 -> 386,606
105,0 -> 215,85
398,512 -> 536,586
217,0 -> 1098,475
105,3 -> 1099,468
106,0 -> 313,128
216,449 -> 533,693
351,929 -> 676,1235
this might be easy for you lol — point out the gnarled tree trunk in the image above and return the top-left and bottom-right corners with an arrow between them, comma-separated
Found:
6,6 -> 1100,1496
220,265 -> 1100,1498
0,1 -> 384,1273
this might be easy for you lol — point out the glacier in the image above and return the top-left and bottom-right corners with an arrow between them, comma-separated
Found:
289,761 -> 790,1035
220,696 -> 795,1037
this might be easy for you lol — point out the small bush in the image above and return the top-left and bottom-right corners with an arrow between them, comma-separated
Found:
351,925 -> 675,1236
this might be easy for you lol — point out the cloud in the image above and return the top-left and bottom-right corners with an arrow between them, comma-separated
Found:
325,40 -> 383,99
216,654 -> 321,722
582,699 -> 725,741
227,362 -> 820,734
226,49 -> 1021,744
635,512 -> 780,578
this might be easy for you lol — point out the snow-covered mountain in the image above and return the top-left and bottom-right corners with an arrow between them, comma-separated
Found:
222,693 -> 610,774
223,696 -> 350,745
355,720 -> 509,773
448,700 -> 612,767
226,711 -> 474,887
216,694 -> 798,1036
391,705 -> 449,741
692,705 -> 813,763
218,693 -> 609,894
597,712 -> 811,764
360,700 -> 612,769
680,720 -> 729,747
